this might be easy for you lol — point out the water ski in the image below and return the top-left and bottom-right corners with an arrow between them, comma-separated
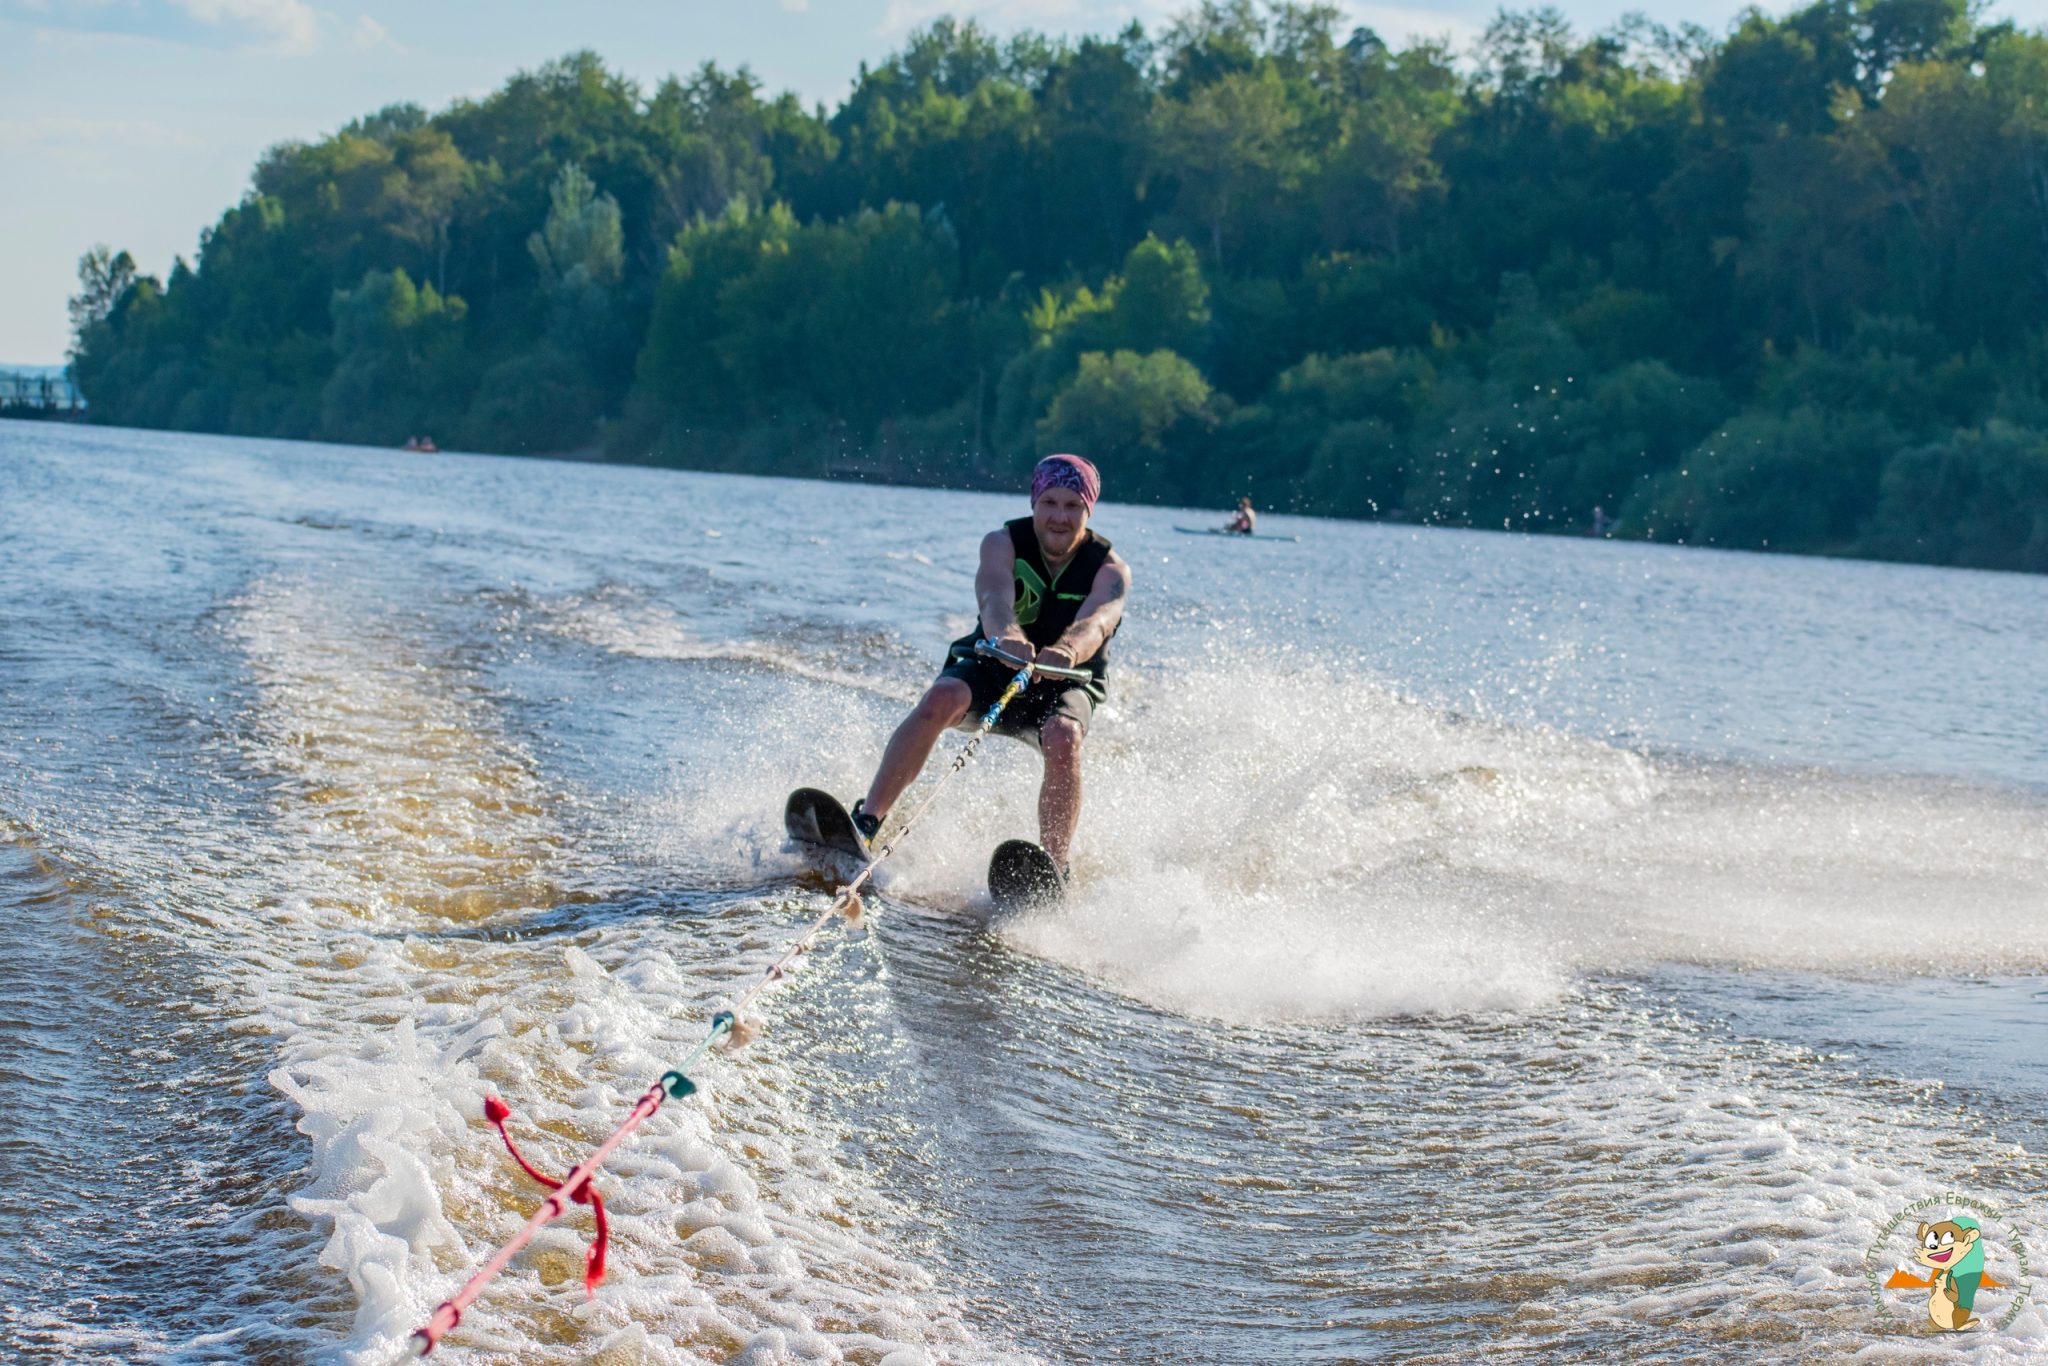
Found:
1172,526 -> 1299,543
988,838 -> 1064,913
784,787 -> 869,861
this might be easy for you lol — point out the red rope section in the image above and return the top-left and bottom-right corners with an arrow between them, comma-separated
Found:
409,1069 -> 693,1356
483,1095 -> 609,1295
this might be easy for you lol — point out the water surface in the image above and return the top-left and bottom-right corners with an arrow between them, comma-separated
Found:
2,419 -> 2044,1363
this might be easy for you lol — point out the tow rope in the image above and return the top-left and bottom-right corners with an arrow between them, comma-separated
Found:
408,655 -> 1036,1355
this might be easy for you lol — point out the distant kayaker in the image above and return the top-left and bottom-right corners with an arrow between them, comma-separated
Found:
1225,497 -> 1256,535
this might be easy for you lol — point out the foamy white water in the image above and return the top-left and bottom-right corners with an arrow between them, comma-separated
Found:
1,418 -> 2043,1363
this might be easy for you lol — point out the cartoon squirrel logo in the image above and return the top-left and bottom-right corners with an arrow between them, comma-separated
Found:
1909,1217 -> 1985,1332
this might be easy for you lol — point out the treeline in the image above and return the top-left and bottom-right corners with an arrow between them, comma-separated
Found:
69,1 -> 2048,571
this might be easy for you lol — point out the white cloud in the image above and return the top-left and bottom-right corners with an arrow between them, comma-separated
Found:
0,115 -> 207,152
349,12 -> 398,49
2,0 -> 396,55
174,0 -> 321,54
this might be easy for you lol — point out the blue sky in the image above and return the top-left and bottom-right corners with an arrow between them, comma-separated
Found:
4,0 -> 2045,365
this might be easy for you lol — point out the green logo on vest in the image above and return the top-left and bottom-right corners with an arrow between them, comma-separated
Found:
1013,560 -> 1048,626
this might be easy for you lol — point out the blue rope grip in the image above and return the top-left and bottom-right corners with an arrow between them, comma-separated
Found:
710,1010 -> 736,1037
661,1071 -> 696,1097
980,667 -> 1030,726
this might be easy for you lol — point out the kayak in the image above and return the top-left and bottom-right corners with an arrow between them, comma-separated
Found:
1173,526 -> 1299,543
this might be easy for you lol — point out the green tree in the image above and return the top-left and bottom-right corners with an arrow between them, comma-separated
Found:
322,268 -> 470,445
1632,405 -> 1904,552
1096,233 -> 1212,356
528,161 -> 627,374
1154,66 -> 1307,265
67,245 -> 138,354
1036,32 -> 1156,275
1037,348 -> 1216,499
529,162 -> 625,291
465,350 -> 602,454
378,127 -> 474,294
645,64 -> 780,233
1538,360 -> 1728,522
1251,347 -> 1436,513
630,199 -> 797,433
1318,42 -> 1458,257
626,201 -> 965,458
1867,423 -> 2048,570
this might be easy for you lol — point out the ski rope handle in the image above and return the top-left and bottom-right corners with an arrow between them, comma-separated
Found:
408,646 -> 1038,1356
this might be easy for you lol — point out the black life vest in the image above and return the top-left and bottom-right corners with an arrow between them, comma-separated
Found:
950,517 -> 1115,697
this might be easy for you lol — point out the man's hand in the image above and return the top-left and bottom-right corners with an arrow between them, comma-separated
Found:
1035,644 -> 1076,674
991,629 -> 1035,665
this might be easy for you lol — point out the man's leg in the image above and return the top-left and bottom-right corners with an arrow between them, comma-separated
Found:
864,677 -> 973,820
1038,714 -> 1083,871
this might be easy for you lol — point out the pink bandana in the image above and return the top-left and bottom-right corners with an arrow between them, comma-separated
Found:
1031,453 -> 1100,511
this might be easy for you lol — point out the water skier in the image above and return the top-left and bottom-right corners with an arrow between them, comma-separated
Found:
852,454 -> 1131,877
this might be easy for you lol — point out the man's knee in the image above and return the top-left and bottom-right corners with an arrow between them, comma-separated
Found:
915,678 -> 972,728
1040,716 -> 1084,765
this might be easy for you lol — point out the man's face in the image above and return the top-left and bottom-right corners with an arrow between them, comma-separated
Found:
1033,486 -> 1089,558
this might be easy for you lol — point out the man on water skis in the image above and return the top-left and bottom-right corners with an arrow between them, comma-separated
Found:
852,454 -> 1130,878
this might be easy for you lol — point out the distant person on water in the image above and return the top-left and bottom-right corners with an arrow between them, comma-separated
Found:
1226,497 -> 1256,534
852,453 -> 1131,876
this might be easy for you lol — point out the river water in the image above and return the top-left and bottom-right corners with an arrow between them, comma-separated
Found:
2,418 -> 2044,1363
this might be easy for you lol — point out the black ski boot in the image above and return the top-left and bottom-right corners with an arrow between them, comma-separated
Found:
849,798 -> 882,852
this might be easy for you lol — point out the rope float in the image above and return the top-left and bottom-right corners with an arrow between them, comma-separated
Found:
408,652 -> 1039,1356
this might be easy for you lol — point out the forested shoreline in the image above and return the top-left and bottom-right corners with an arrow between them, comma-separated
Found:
67,1 -> 2048,571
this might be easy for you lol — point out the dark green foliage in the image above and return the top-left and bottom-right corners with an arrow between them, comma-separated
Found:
1869,425 -> 2048,571
1244,349 -> 1436,514
64,4 -> 2048,571
1097,235 -> 1212,359
1037,349 -> 1218,501
68,247 -> 137,349
1633,405 -> 1904,551
1549,360 -> 1727,519
323,268 -> 472,446
627,201 -> 968,466
466,349 -> 602,454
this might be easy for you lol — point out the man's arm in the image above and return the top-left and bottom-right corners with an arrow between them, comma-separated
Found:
976,529 -> 1032,659
1040,551 -> 1130,671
